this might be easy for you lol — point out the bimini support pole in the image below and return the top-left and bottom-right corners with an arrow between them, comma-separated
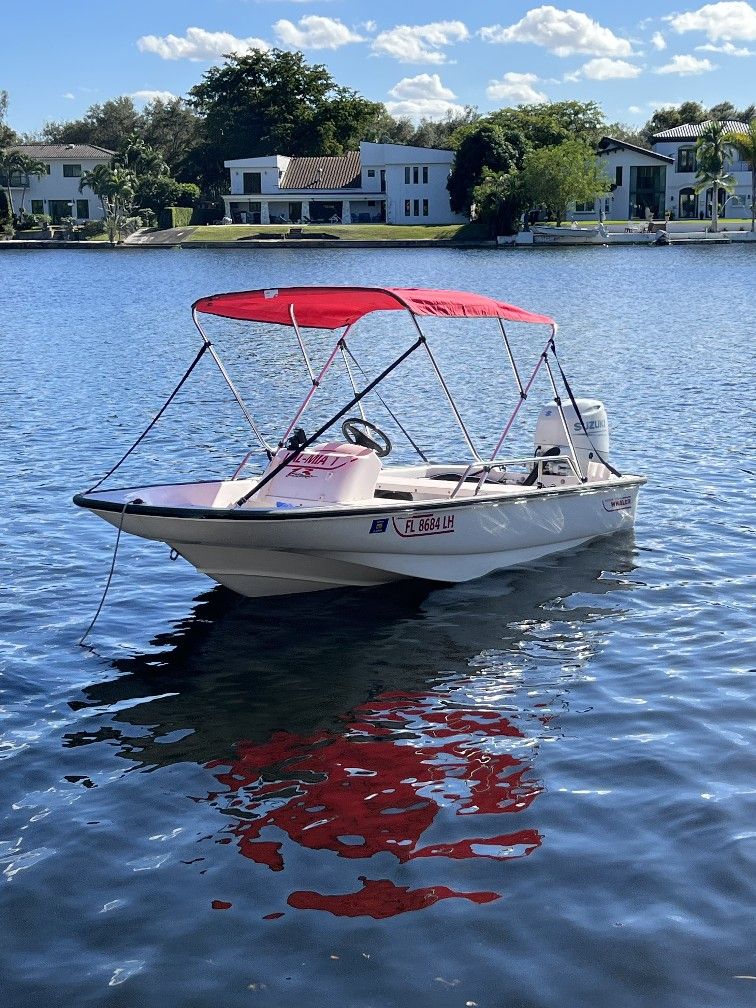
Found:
498,318 -> 525,398
488,326 -> 554,463
408,314 -> 481,461
278,323 -> 352,446
543,345 -> 587,483
289,303 -> 316,384
233,336 -> 423,508
339,342 -> 367,422
192,308 -> 273,460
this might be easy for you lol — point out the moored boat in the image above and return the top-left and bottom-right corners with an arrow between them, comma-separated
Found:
74,286 -> 645,598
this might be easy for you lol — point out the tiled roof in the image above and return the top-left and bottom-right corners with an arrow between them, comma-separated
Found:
279,152 -> 361,190
652,120 -> 749,141
7,143 -> 114,159
597,136 -> 673,163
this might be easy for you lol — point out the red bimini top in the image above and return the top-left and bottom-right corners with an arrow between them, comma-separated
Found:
193,286 -> 555,330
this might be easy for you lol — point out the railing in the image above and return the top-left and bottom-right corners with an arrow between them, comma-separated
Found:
449,454 -> 582,499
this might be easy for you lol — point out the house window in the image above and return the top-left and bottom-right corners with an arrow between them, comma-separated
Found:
43,164 -> 50,174
404,167 -> 410,184
63,164 -> 82,177
368,201 -> 376,207
31,200 -> 44,215
8,170 -> 27,186
422,199 -> 429,216
413,167 -> 419,184
422,166 -> 428,184
575,200 -> 595,212
615,166 -> 623,187
413,199 -> 420,216
243,172 -> 261,194
677,147 -> 695,173
367,169 -> 375,177
76,199 -> 89,218
404,198 -> 411,216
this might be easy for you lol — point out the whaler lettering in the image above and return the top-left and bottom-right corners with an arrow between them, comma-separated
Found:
392,513 -> 455,537
602,495 -> 632,512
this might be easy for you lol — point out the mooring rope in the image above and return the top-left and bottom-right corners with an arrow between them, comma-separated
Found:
78,501 -> 129,645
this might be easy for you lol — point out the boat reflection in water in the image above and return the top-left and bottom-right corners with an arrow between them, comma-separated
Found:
66,535 -> 641,919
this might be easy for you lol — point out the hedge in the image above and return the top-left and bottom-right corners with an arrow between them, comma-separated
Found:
159,206 -> 195,229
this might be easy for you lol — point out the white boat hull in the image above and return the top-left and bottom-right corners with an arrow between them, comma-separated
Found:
76,477 -> 644,597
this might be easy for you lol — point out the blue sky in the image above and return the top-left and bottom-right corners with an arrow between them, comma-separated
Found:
4,2 -> 756,134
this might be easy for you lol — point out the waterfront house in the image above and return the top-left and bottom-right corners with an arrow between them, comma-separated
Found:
2,143 -> 114,222
223,142 -> 466,226
649,120 -> 752,221
571,122 -> 753,222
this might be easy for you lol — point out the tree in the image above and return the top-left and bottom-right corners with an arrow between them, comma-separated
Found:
641,102 -> 707,143
520,140 -> 610,225
140,97 -> 200,177
471,168 -> 525,237
695,120 -> 736,232
724,118 -> 756,232
80,164 -> 136,243
447,122 -> 527,214
0,149 -> 47,220
0,90 -> 16,148
187,49 -> 383,193
42,97 -> 140,152
490,100 -> 605,149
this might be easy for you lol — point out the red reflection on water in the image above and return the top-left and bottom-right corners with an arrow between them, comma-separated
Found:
206,690 -> 543,917
288,876 -> 500,919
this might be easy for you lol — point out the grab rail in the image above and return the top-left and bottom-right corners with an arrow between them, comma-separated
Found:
449,454 -> 581,499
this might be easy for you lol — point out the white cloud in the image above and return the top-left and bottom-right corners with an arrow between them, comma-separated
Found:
655,53 -> 716,72
137,26 -> 269,61
651,31 -> 667,49
696,40 -> 755,52
481,6 -> 633,57
62,92 -> 75,100
565,57 -> 642,80
372,21 -> 469,64
628,104 -> 643,114
385,73 -> 464,119
664,2 -> 756,41
487,72 -> 547,103
273,16 -> 364,49
130,90 -> 179,104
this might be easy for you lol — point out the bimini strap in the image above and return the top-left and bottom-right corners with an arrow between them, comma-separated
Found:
87,343 -> 210,493
550,347 -> 622,478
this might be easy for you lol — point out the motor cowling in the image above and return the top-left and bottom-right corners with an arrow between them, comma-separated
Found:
534,399 -> 609,476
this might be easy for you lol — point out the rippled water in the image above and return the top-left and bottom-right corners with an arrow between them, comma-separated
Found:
1,246 -> 754,1007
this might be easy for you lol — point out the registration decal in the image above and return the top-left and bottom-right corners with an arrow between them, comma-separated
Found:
392,513 -> 455,537
602,495 -> 632,512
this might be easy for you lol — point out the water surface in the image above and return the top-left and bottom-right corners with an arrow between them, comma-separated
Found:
0,245 -> 754,1007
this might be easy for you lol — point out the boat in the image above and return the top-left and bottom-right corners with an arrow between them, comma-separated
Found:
531,224 -> 605,245
74,286 -> 645,598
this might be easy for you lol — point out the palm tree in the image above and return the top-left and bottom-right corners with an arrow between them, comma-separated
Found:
695,121 -> 736,233
724,118 -> 756,232
0,149 -> 47,221
80,164 -> 135,243
16,155 -> 48,215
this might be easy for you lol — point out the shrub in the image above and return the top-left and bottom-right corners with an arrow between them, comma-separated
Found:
81,219 -> 106,238
159,205 -> 194,229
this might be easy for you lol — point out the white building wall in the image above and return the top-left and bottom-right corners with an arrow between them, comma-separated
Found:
361,143 -> 465,225
652,140 -> 751,219
225,156 -> 290,196
18,156 -> 111,219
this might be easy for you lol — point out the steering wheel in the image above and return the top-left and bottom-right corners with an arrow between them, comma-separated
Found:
341,418 -> 392,458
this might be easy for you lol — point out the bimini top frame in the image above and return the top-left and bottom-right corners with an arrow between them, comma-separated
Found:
87,286 -> 614,506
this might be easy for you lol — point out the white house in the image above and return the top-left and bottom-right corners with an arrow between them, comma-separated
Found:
223,142 -> 466,226
571,123 -> 753,222
3,143 -> 114,222
649,120 -> 752,221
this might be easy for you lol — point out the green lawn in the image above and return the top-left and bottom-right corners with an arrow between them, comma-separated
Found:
186,221 -> 490,242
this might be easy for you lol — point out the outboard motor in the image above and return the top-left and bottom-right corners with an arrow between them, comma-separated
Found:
534,399 -> 609,477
